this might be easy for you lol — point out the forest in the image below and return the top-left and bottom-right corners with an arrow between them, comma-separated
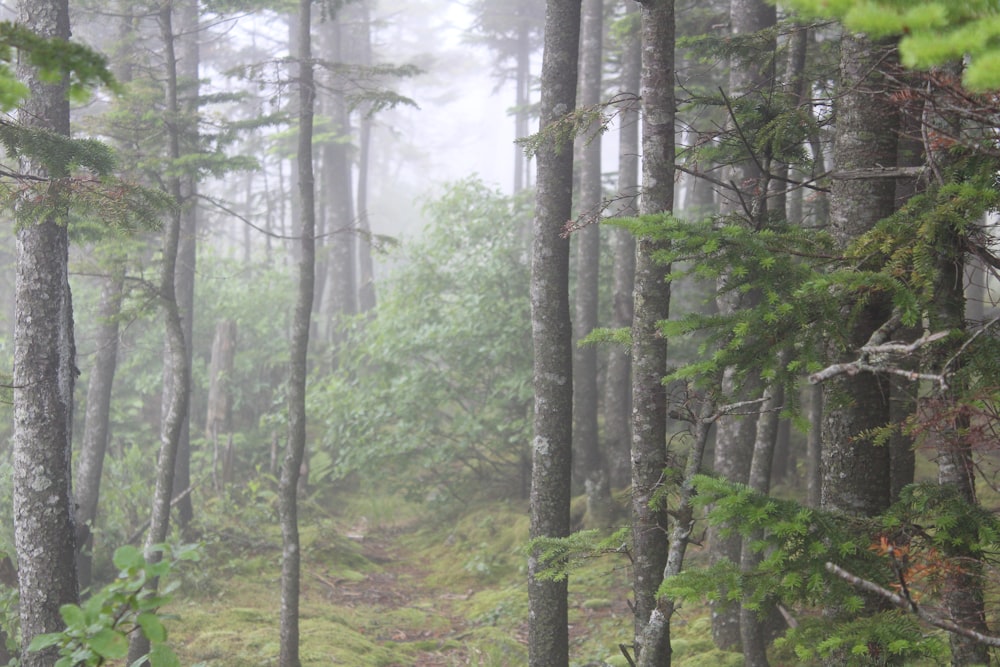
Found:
3,0 -> 1000,665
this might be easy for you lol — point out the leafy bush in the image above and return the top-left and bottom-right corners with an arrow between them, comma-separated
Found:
310,178 -> 533,500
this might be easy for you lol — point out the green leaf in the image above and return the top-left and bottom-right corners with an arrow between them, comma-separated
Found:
137,611 -> 167,643
59,603 -> 85,629
113,544 -> 144,571
26,632 -> 64,652
88,627 -> 128,659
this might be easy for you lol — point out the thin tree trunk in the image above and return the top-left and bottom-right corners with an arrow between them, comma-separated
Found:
171,0 -> 200,530
279,1 -> 316,664
12,0 -> 79,660
630,1 -> 674,663
128,3 -> 191,664
740,366 -> 786,667
75,267 -> 125,589
528,1 -> 580,665
355,0 -> 376,313
710,0 -> 775,649
573,0 -> 611,528
604,0 -> 640,491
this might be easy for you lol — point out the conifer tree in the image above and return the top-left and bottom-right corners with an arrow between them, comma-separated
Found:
12,0 -> 80,661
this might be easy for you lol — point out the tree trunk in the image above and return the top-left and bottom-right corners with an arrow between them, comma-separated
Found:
630,1 -> 674,663
128,3 -> 192,664
171,0 -> 200,530
12,0 -> 79,660
740,367 -> 786,667
528,1 -> 580,665
513,0 -> 533,194
710,0 -> 776,650
573,0 -> 611,528
355,0 -> 376,314
604,0 -> 640,491
279,1 -> 316,664
821,34 -> 897,518
206,319 -> 237,489
921,67 -> 989,667
75,267 -> 125,590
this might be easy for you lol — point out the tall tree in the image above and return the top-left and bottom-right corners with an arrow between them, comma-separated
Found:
127,1 -> 192,662
171,0 -> 200,529
604,1 -> 640,490
12,0 -> 80,660
709,0 -> 776,649
573,0 -> 611,527
821,33 -> 897,518
279,0 -> 316,664
629,0 -> 674,663
527,0 -> 580,664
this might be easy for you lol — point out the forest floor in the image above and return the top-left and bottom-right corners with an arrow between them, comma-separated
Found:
161,491 -> 706,667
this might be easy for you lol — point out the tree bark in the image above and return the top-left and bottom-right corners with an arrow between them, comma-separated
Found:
75,267 -> 125,589
821,34 -> 897,518
573,0 -> 611,528
604,0 -> 640,491
630,1 -> 674,663
279,1 -> 316,664
528,1 -> 580,665
12,1 -> 79,660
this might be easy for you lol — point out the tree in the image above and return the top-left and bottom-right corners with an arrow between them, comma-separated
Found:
628,1 -> 674,664
708,0 -> 776,651
127,1 -> 192,663
278,0 -> 316,664
603,2 -> 639,490
527,0 -> 580,664
573,0 -> 611,528
12,0 -> 80,662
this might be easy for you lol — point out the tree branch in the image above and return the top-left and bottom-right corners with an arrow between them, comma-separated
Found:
825,562 -> 1000,648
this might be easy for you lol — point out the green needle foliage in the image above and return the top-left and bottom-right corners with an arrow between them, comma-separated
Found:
0,21 -> 117,110
780,0 -> 1000,90
27,543 -> 199,667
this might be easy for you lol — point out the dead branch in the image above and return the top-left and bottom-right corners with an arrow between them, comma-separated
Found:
825,562 -> 1000,648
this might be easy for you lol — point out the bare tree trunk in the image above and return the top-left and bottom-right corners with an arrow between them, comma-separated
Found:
128,4 -> 191,664
171,0 -> 200,530
528,1 -> 580,665
355,0 -> 376,313
630,1 -> 674,663
513,0 -> 533,194
604,0 -> 640,491
206,319 -> 237,489
279,1 -> 316,664
573,0 -> 611,528
75,267 -> 125,589
740,368 -> 786,666
12,0 -> 79,660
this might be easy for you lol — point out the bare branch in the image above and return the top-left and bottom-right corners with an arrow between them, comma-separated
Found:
825,562 -> 1000,648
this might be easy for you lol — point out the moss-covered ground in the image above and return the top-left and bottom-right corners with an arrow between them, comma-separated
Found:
154,485 -> 739,667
